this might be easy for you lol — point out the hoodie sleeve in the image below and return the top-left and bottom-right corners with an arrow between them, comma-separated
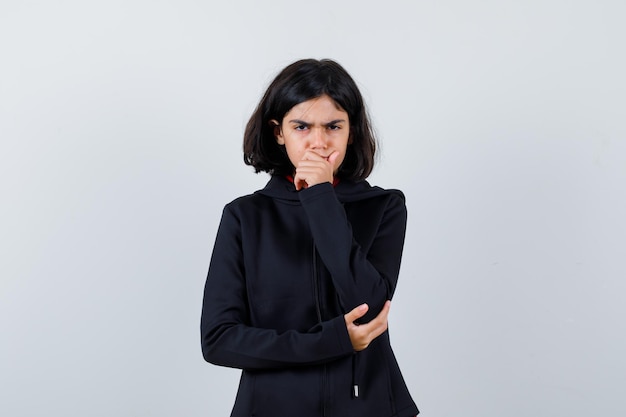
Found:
200,205 -> 355,369
299,182 -> 407,323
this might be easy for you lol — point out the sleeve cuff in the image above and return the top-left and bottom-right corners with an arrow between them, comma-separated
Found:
330,314 -> 355,354
298,182 -> 336,204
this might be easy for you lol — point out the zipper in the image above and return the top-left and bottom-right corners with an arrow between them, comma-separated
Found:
313,243 -> 359,412
322,364 -> 328,417
312,243 -> 327,416
312,243 -> 322,323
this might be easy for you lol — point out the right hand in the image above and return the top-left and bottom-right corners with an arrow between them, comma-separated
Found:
294,150 -> 339,190
344,301 -> 391,351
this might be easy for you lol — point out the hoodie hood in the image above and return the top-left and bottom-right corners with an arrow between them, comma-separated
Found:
255,175 -> 405,204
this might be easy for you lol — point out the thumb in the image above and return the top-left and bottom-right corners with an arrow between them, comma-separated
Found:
345,303 -> 368,323
327,151 -> 340,166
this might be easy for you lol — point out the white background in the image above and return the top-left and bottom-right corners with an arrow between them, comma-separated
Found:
1,1 -> 625,416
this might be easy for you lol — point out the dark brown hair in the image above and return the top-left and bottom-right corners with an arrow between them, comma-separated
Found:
243,59 -> 377,180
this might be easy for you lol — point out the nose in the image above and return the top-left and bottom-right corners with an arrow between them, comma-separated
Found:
310,127 -> 327,149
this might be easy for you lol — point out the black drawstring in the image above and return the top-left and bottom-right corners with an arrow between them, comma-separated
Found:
351,352 -> 359,398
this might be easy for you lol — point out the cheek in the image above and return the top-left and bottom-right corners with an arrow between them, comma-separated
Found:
284,142 -> 305,164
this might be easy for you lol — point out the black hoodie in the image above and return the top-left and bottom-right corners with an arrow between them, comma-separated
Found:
201,175 -> 419,417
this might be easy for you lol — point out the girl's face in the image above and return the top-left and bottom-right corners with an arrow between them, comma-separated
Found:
273,95 -> 351,175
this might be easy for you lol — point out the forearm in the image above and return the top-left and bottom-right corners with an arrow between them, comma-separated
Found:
201,204 -> 354,369
201,314 -> 353,369
299,183 -> 407,322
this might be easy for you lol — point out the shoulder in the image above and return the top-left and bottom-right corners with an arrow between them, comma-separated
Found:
336,179 -> 406,205
223,192 -> 271,216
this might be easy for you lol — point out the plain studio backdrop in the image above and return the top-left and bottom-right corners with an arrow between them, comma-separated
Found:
1,1 -> 625,416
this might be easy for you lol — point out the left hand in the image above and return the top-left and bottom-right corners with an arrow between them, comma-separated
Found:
344,301 -> 391,351
294,150 -> 339,190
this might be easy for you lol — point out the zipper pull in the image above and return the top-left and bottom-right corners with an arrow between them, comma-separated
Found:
351,352 -> 359,398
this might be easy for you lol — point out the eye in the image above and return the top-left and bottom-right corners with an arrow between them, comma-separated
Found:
327,124 -> 341,130
294,124 -> 308,131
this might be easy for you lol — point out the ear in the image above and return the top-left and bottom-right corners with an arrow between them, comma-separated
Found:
348,130 -> 354,145
270,120 -> 284,144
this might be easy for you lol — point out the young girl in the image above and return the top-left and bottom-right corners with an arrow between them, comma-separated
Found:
201,59 -> 419,417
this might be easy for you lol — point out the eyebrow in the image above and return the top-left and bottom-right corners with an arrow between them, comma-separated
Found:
287,119 -> 347,126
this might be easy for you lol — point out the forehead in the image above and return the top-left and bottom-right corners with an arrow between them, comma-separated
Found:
286,95 -> 347,120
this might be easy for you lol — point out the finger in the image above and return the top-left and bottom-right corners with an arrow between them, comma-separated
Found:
375,301 -> 391,327
366,320 -> 387,339
294,178 -> 306,190
293,172 -> 306,190
295,161 -> 328,172
345,303 -> 368,323
295,162 -> 333,188
310,149 -> 334,159
372,315 -> 389,337
380,300 -> 391,317
367,301 -> 391,333
369,319 -> 389,341
365,300 -> 390,324
300,150 -> 327,162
